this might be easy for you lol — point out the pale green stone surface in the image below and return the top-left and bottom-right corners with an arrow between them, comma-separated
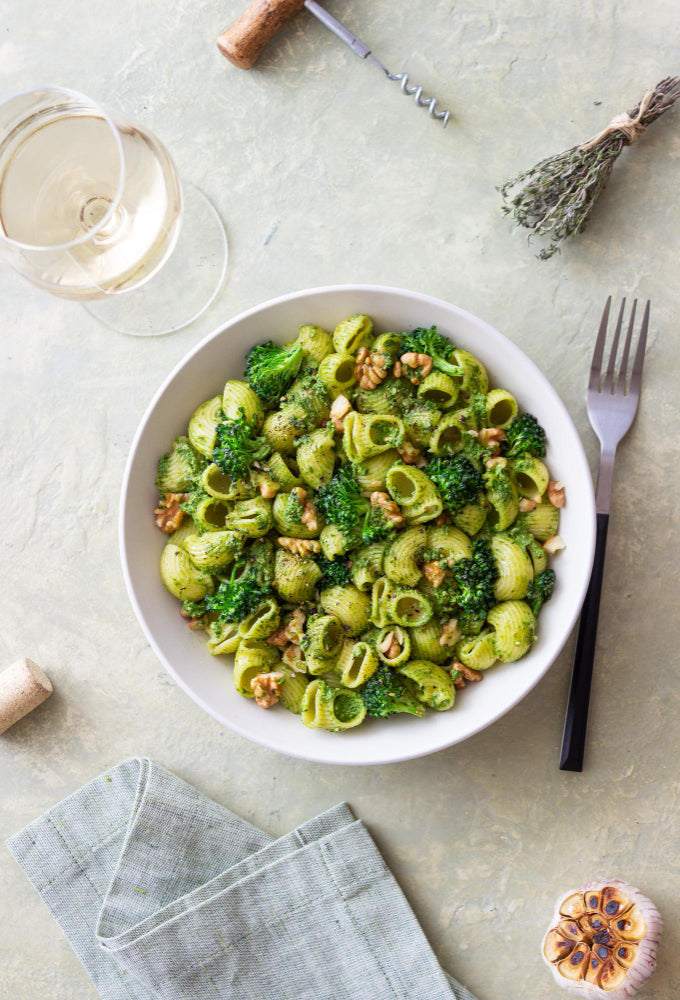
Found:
1,0 -> 679,997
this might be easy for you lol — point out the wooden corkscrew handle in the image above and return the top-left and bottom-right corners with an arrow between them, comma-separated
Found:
217,0 -> 307,69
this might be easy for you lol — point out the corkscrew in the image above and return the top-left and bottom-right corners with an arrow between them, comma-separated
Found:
217,0 -> 451,127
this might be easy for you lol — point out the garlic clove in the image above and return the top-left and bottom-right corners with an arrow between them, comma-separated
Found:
559,919 -> 583,940
584,889 -> 602,913
612,943 -> 637,969
591,941 -> 613,965
585,951 -> 606,985
544,928 -> 576,963
580,912 -> 608,935
599,885 -> 633,920
613,905 -> 647,943
599,958 -> 627,991
560,892 -> 587,919
557,945 -> 591,981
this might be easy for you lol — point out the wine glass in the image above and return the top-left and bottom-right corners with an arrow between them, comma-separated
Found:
0,87 -> 227,336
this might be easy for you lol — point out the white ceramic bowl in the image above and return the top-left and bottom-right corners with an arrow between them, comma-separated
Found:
120,285 -> 595,765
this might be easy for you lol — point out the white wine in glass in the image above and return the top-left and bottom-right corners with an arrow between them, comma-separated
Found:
0,87 -> 227,335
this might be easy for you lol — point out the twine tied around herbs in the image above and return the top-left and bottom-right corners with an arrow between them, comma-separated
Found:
499,76 -> 680,260
581,89 -> 654,149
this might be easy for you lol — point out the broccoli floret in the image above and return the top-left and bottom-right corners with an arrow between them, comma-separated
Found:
316,463 -> 367,533
182,598 -> 207,619
313,464 -> 398,547
425,455 -> 484,516
400,326 -> 462,380
205,541 -> 274,624
503,412 -> 546,458
428,578 -> 459,621
362,665 -> 425,718
361,505 -> 397,546
525,569 -> 555,617
205,562 -> 272,624
451,538 -> 498,634
314,554 -> 352,589
244,340 -> 304,404
212,414 -> 270,479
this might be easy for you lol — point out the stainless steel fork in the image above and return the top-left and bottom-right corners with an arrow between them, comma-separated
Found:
559,297 -> 650,772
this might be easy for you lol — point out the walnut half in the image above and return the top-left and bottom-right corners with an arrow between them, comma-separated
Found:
399,439 -> 422,465
377,631 -> 401,660
451,660 -> 483,689
291,486 -> 319,533
543,534 -> 565,555
154,493 -> 188,533
370,491 -> 404,526
266,607 -> 306,647
399,352 -> 433,385
422,561 -> 446,588
439,619 -> 461,647
478,427 -> 507,453
257,476 -> 280,499
355,348 -> 390,390
251,671 -> 285,708
330,395 -> 352,432
278,537 -> 321,557
547,481 -> 566,508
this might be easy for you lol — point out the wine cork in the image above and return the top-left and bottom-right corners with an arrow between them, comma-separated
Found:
0,658 -> 53,734
217,0 -> 306,69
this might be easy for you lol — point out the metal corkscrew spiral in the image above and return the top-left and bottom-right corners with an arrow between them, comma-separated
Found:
217,0 -> 452,127
384,72 -> 451,126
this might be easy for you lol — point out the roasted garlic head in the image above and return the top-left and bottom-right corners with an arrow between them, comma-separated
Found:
542,879 -> 661,998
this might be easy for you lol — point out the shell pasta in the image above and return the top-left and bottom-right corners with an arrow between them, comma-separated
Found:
154,315 -> 564,732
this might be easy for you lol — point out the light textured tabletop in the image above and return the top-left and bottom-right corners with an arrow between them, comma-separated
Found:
1,1 -> 679,998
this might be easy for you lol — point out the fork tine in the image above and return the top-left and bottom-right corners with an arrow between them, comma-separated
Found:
589,296 -> 611,392
628,300 -> 650,398
616,299 -> 637,394
602,298 -> 625,394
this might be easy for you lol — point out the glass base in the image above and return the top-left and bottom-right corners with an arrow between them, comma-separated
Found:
83,182 -> 227,336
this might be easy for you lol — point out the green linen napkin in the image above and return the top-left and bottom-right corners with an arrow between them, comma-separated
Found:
7,757 -> 478,1000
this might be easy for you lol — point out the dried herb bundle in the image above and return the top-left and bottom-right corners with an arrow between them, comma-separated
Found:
500,76 -> 680,259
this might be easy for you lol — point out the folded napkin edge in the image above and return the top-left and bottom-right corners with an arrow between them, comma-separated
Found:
97,807 -> 364,952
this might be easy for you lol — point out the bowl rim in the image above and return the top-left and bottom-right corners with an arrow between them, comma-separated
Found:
119,283 -> 596,764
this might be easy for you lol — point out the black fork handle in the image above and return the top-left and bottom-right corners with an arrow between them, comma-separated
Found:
559,512 -> 609,771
